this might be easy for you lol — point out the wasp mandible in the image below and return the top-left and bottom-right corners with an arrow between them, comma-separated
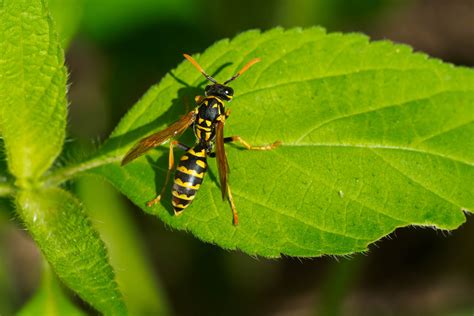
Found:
121,54 -> 281,225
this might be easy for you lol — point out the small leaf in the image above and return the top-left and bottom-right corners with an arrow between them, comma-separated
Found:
16,187 -> 127,315
0,0 -> 67,182
89,28 -> 472,257
17,262 -> 86,316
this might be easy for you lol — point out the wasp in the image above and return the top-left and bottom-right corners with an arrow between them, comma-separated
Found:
121,54 -> 280,225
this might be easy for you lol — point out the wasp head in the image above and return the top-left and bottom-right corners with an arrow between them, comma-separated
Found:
205,84 -> 234,101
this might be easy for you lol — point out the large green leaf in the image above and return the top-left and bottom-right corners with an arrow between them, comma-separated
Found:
16,188 -> 126,315
54,27 -> 472,257
0,0 -> 67,183
17,262 -> 86,316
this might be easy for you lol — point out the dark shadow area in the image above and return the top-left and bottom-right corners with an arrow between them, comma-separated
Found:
144,154 -> 175,216
96,85 -> 200,158
96,60 -> 233,159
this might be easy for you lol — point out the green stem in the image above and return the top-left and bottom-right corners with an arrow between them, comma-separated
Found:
0,181 -> 15,197
43,156 -> 121,187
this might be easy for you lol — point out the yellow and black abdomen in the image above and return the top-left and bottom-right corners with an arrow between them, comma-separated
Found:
171,145 -> 208,214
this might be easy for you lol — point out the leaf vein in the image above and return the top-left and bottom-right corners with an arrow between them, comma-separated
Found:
370,149 -> 461,208
415,120 -> 474,145
295,89 -> 474,144
271,150 -> 409,224
284,143 -> 473,167
235,190 -> 370,242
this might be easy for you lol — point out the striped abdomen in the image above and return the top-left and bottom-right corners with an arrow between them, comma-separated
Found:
172,145 -> 208,214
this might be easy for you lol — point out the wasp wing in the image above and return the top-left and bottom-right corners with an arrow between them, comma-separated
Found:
121,111 -> 195,166
215,120 -> 229,199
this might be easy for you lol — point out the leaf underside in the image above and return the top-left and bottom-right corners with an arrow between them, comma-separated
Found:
91,27 -> 473,258
16,188 -> 127,315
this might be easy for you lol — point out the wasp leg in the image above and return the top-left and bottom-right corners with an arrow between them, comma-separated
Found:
224,136 -> 281,150
147,141 -> 190,207
227,183 -> 239,225
207,151 -> 237,224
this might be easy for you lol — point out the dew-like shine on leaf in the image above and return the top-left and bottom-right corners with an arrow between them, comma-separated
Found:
92,28 -> 473,257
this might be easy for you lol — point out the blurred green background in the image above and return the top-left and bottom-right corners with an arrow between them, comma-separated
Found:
1,0 -> 473,315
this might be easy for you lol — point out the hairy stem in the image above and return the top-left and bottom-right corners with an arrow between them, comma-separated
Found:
43,156 -> 121,187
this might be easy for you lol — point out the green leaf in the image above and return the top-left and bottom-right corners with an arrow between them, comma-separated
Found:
76,175 -> 170,316
16,187 -> 127,315
17,262 -> 86,316
58,27 -> 472,257
48,0 -> 83,47
0,0 -> 67,183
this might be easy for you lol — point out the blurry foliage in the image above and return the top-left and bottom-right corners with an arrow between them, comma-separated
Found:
276,0 -> 397,29
76,175 -> 170,315
48,0 -> 83,47
17,262 -> 86,316
81,0 -> 197,41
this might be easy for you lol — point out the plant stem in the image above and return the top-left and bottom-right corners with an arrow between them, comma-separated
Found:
0,182 -> 15,197
43,156 -> 121,187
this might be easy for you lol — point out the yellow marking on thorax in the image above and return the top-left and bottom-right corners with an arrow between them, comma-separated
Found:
198,117 -> 204,124
206,96 -> 221,101
177,166 -> 204,177
195,128 -> 202,139
174,178 -> 201,189
197,124 -> 211,131
188,148 -> 206,157
172,191 -> 195,200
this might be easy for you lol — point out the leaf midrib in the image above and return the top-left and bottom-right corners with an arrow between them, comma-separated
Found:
293,89 -> 474,144
282,142 -> 472,167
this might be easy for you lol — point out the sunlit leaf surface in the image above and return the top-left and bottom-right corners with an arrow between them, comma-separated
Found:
90,28 -> 473,257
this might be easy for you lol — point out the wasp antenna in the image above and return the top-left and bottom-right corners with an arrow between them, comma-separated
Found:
183,53 -> 217,84
224,58 -> 261,85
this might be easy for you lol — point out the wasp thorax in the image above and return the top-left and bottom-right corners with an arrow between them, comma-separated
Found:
205,84 -> 234,101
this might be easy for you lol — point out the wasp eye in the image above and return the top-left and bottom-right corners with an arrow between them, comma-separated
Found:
224,87 -> 234,96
